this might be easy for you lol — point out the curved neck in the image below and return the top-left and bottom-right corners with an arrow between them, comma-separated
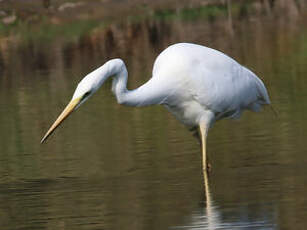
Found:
98,59 -> 167,107
111,63 -> 128,103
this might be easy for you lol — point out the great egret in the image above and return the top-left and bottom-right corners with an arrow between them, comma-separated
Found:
41,43 -> 270,171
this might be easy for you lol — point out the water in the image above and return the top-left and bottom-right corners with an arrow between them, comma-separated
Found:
1,2 -> 307,229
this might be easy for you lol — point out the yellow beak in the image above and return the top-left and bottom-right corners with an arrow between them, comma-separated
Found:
41,97 -> 81,143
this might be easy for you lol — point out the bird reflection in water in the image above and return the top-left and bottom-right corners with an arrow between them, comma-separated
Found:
175,170 -> 274,230
40,42 -> 272,230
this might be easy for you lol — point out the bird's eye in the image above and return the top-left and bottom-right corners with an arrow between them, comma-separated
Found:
83,91 -> 91,99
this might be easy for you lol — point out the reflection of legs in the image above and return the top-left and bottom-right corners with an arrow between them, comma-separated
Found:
203,167 -> 215,230
203,165 -> 211,209
199,120 -> 210,172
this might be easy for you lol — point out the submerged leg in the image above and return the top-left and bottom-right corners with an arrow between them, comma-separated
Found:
199,120 -> 210,173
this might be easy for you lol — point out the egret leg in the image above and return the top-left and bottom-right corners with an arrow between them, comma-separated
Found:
199,121 -> 210,173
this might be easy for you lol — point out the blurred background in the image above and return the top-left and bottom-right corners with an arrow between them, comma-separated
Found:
0,0 -> 307,229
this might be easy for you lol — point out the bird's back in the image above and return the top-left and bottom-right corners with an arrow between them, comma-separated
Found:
151,43 -> 270,124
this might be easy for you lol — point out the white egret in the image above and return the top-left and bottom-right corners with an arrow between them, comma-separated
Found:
41,43 -> 270,171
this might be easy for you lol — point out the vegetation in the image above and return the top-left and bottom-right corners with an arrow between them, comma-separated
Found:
0,0 -> 304,41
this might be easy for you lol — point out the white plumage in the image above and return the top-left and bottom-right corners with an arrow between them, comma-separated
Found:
41,43 -> 270,171
148,43 -> 270,127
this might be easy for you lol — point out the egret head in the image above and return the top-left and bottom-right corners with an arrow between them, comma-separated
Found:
41,59 -> 126,143
40,70 -> 101,143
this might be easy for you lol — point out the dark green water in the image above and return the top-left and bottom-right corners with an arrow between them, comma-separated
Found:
0,2 -> 307,230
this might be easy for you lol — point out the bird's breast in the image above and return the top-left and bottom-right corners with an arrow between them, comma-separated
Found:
163,100 -> 208,127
